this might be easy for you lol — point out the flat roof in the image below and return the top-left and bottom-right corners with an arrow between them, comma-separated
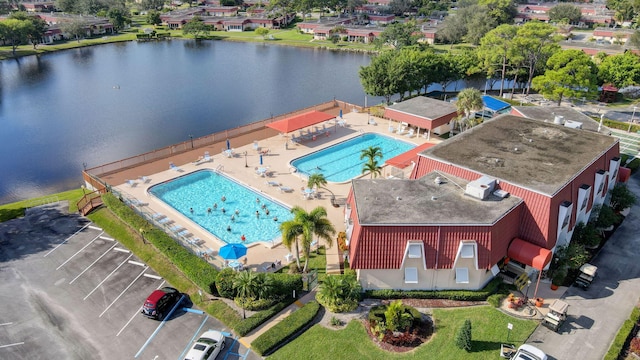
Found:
482,95 -> 511,112
422,114 -> 618,195
386,96 -> 457,120
352,172 -> 522,225
512,106 -> 608,134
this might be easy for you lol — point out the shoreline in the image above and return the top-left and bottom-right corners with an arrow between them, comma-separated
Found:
0,28 -> 379,61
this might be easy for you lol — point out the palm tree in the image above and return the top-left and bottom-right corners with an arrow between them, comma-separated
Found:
362,160 -> 382,178
307,172 -> 335,199
280,206 -> 336,272
233,270 -> 258,318
360,146 -> 382,164
455,88 -> 484,133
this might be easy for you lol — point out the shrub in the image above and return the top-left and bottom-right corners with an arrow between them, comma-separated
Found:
487,293 -> 505,307
604,307 -> 640,360
316,273 -> 362,312
610,183 -> 637,212
251,300 -> 321,355
270,273 -> 303,299
102,193 -> 218,292
215,268 -> 237,298
455,319 -> 472,352
234,300 -> 291,336
330,316 -> 343,326
630,337 -> 640,355
365,277 -> 502,301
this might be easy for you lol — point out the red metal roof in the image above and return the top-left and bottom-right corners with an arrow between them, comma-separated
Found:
385,143 -> 434,169
507,238 -> 552,270
265,111 -> 335,133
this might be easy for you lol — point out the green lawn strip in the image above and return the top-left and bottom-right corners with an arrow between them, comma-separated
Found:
0,34 -> 136,60
278,246 -> 328,283
268,306 -> 538,360
252,300 -> 320,356
0,188 -> 84,222
604,306 -> 640,360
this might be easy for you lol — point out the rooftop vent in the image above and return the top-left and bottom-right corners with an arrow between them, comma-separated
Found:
465,176 -> 496,200
396,196 -> 402,201
493,189 -> 510,198
553,115 -> 565,125
434,176 -> 443,184
564,120 -> 583,129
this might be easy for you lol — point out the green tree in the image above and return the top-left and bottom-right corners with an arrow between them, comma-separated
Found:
307,172 -> 334,199
362,160 -> 382,178
360,146 -> 383,164
512,21 -> 561,95
455,319 -> 472,351
182,15 -> 209,40
597,52 -> 640,88
255,27 -> 270,39
280,206 -> 335,272
316,273 -> 362,312
463,5 -> 498,45
375,21 -> 420,49
478,0 -> 516,24
436,9 -> 467,46
477,24 -> 517,97
359,50 -> 401,104
628,30 -> 640,50
146,10 -> 162,26
532,49 -> 598,106
141,0 -> 164,10
61,19 -> 88,42
384,300 -> 413,332
455,88 -> 483,132
107,7 -> 130,32
389,0 -> 412,16
8,12 -> 47,49
548,3 -> 582,24
0,18 -> 35,56
609,183 -> 637,212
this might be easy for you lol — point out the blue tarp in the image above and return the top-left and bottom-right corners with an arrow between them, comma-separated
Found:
482,95 -> 511,112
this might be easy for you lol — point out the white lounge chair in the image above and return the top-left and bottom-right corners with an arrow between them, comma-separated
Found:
279,186 -> 294,193
405,128 -> 415,138
368,117 -> 377,125
266,181 -> 280,187
126,179 -> 137,188
203,151 -> 212,162
139,176 -> 151,183
169,162 -> 182,172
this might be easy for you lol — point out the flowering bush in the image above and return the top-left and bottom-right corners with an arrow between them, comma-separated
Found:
337,231 -> 348,251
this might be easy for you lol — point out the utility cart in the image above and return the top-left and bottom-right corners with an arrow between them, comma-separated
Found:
575,263 -> 598,290
542,299 -> 569,332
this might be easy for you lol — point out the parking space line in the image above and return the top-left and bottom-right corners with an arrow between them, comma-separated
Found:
177,316 -> 209,360
0,322 -> 13,326
84,253 -> 133,300
0,342 -> 24,349
56,231 -> 105,270
113,248 -> 130,253
128,260 -> 145,267
69,242 -> 118,284
88,225 -> 102,231
99,266 -> 149,318
99,236 -> 114,241
224,337 -> 251,360
116,279 -> 166,337
143,274 -> 162,280
134,295 -> 186,358
43,223 -> 92,257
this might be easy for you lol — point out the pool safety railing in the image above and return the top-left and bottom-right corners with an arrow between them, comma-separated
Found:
85,99 -> 362,178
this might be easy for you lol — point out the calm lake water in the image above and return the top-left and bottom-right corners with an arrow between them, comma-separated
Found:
0,40 -> 378,204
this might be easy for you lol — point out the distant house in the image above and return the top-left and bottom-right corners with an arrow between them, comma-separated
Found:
383,96 -> 459,139
592,27 -> 634,44
346,114 -> 621,294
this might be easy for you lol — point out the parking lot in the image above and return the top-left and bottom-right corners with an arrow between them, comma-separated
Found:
0,203 -> 256,360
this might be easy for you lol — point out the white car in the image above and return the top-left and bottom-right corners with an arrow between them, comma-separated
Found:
512,344 -> 548,360
184,330 -> 226,360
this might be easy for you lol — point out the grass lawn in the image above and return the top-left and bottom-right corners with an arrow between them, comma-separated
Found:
0,188 -> 84,222
279,246 -> 328,283
268,306 -> 538,360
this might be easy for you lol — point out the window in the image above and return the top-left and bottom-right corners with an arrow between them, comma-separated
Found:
404,268 -> 418,284
460,243 -> 475,258
455,268 -> 469,284
408,244 -> 422,258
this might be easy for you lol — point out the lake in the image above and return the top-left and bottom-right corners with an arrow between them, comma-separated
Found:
0,40 -> 378,204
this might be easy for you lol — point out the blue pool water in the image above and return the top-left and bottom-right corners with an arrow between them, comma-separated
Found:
148,170 -> 292,245
291,133 -> 415,182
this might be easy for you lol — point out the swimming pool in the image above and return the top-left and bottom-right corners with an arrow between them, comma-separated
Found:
291,133 -> 415,182
148,170 -> 292,245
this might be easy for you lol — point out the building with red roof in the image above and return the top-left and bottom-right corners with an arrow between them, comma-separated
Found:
346,114 -> 621,293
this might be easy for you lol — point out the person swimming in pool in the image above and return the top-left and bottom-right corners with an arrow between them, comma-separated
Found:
207,208 -> 212,214
221,208 -> 226,214
235,209 -> 240,215
221,196 -> 226,202
227,225 -> 231,232
231,215 -> 235,222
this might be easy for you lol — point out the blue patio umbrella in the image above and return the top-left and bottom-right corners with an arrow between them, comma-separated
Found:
339,109 -> 343,119
259,154 -> 263,165
226,138 -> 230,150
219,243 -> 247,260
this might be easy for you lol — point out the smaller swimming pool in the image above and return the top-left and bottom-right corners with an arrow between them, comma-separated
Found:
148,170 -> 292,245
291,133 -> 415,182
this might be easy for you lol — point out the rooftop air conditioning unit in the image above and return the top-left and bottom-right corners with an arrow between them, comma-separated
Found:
493,189 -> 510,198
465,176 -> 496,200
553,115 -> 565,125
564,120 -> 583,129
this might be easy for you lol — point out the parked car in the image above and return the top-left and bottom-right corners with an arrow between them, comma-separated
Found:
512,344 -> 548,360
141,286 -> 181,320
184,330 -> 226,360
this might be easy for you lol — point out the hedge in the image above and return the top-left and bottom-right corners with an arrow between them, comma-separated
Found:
234,298 -> 294,336
364,277 -> 502,301
604,306 -> 640,360
251,300 -> 321,356
102,193 -> 218,292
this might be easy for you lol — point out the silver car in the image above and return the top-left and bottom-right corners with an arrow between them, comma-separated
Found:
184,330 -> 226,360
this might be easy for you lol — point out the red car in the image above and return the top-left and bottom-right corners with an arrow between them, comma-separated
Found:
141,287 -> 181,320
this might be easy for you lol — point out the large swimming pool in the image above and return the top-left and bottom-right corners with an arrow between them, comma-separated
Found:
291,133 -> 415,182
148,170 -> 292,245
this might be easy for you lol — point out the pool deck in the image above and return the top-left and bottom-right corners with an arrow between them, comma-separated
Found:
107,110 -> 442,274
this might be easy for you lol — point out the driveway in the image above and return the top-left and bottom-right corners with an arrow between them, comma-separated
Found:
527,172 -> 640,360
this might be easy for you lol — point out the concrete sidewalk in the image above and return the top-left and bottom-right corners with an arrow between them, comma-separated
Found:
238,290 -> 318,348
